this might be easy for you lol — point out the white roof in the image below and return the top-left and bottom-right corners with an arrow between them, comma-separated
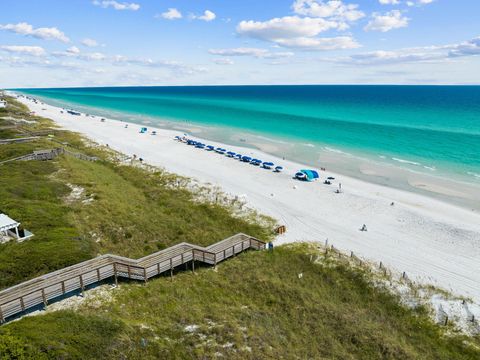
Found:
0,214 -> 20,232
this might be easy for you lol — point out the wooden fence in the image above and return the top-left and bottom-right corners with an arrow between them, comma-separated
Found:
0,233 -> 264,324
0,147 -> 98,166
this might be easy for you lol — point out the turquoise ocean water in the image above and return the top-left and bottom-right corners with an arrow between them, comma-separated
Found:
16,86 -> 480,186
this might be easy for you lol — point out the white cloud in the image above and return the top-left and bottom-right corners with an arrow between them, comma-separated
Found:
447,36 -> 480,57
209,47 -> 295,59
292,0 -> 365,23
238,16 -> 338,40
324,36 -> 480,66
81,38 -> 99,47
379,0 -> 400,4
52,48 -> 108,61
213,58 -> 234,65
276,36 -> 360,50
1,45 -> 46,57
364,10 -> 409,32
158,8 -> 182,20
237,16 -> 359,50
0,22 -> 69,42
82,52 -> 107,61
67,46 -> 80,54
192,10 -> 216,22
407,0 -> 434,6
92,1 -> 140,11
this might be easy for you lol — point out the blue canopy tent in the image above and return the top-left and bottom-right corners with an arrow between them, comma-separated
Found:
295,169 -> 320,182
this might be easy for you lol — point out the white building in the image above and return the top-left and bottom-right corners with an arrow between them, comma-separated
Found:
0,213 -> 34,243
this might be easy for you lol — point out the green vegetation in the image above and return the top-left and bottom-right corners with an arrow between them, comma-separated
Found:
1,96 -> 479,359
0,97 -> 273,288
2,244 -> 479,359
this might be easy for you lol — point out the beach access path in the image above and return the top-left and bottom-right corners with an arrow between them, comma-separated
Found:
18,97 -> 480,304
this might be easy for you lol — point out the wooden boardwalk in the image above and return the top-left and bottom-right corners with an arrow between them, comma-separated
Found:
0,233 -> 264,323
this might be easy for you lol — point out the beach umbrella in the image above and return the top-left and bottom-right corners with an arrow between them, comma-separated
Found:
296,169 -> 319,181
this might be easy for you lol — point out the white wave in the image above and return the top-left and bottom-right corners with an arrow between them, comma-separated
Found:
323,146 -> 351,155
302,143 -> 315,148
253,135 -> 288,144
423,166 -> 436,171
467,171 -> 480,179
378,155 -> 386,159
391,157 -> 421,166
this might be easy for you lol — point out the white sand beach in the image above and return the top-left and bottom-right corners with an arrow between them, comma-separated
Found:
18,96 -> 480,303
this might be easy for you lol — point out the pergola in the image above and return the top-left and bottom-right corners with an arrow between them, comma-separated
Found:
0,213 -> 33,242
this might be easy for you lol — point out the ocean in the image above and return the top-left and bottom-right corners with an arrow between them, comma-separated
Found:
16,85 -> 480,189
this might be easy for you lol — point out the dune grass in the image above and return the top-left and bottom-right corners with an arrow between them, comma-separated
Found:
1,244 -> 479,359
0,97 -> 273,288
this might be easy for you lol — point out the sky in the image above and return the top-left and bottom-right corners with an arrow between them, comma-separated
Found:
0,0 -> 479,88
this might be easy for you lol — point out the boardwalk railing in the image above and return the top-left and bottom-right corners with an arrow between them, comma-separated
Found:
0,147 -> 98,166
0,233 -> 265,323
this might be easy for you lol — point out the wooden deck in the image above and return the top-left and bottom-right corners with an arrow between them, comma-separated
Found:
0,233 -> 265,323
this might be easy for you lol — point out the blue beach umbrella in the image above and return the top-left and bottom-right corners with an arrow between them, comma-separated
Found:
295,169 -> 319,181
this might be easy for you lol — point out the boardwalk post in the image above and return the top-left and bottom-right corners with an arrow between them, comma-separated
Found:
113,263 -> 118,286
143,268 -> 147,284
0,305 -> 4,324
97,268 -> 101,282
127,265 -> 131,279
249,237 -> 252,248
223,249 -> 226,261
232,245 -> 235,257
241,241 -> 244,252
192,250 -> 195,273
214,253 -> 217,269
61,281 -> 66,295
20,297 -> 25,312
79,275 -> 85,297
157,262 -> 160,276
42,289 -> 48,308
170,258 -> 173,281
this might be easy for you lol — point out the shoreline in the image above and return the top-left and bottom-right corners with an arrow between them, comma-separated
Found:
14,91 -> 480,211
15,95 -> 480,303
